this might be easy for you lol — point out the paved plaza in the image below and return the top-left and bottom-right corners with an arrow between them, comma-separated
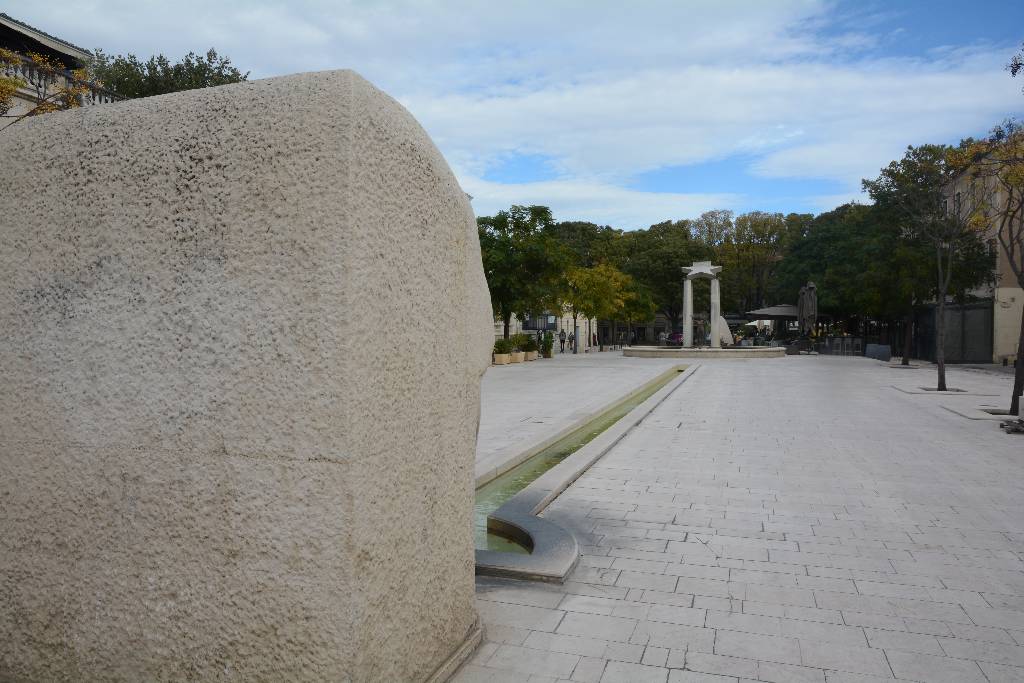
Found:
459,355 -> 1024,683
476,350 -> 682,483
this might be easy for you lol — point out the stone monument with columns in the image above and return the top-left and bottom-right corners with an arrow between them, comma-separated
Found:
681,261 -> 724,348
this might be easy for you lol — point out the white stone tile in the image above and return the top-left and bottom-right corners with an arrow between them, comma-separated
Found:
797,640 -> 891,677
756,661 -> 826,683
863,627 -> 943,654
675,650 -> 759,678
571,656 -> 608,683
646,604 -> 707,627
478,600 -> 565,632
885,649 -> 987,683
668,670 -> 739,683
600,661 -> 668,683
632,620 -> 716,652
977,660 -> 1024,683
557,612 -> 638,643
524,631 -> 610,658
641,646 -> 669,667
936,637 -> 1024,667
713,630 -> 801,665
487,645 -> 581,679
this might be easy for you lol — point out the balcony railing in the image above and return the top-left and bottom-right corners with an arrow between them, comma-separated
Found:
2,52 -> 125,107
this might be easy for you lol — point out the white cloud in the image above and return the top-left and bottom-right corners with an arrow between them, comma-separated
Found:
462,177 -> 738,230
13,0 -> 1024,225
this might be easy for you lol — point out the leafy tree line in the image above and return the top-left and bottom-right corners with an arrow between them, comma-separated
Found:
478,140 -> 1000,387
477,205 -> 817,344
89,48 -> 248,99
478,45 -> 1023,412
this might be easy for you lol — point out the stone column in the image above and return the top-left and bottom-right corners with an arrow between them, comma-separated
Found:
710,277 -> 721,348
683,278 -> 693,347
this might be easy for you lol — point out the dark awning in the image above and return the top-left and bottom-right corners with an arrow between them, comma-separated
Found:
745,304 -> 798,319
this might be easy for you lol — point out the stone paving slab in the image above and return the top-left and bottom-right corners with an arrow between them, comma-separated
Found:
457,356 -> 1024,682
477,350 -> 682,483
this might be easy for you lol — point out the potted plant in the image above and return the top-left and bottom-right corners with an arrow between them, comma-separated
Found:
510,334 -> 527,363
541,331 -> 554,358
523,335 -> 539,361
493,338 -> 513,365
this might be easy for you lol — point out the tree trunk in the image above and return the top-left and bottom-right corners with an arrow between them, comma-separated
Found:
935,297 -> 947,391
902,312 -> 913,366
934,243 -> 954,393
572,312 -> 579,354
1011,309 -> 1024,416
503,312 -> 511,340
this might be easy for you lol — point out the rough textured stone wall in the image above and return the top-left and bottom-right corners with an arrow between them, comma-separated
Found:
0,70 -> 492,681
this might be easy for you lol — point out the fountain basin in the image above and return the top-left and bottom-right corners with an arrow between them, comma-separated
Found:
475,365 -> 697,581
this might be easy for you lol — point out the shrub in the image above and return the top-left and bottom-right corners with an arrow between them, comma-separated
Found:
542,331 -> 554,353
523,336 -> 539,352
510,333 -> 529,352
493,338 -> 513,354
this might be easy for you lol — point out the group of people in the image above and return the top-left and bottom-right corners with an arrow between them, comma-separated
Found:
520,328 -> 598,353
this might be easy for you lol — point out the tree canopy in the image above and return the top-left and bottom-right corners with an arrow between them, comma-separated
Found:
863,144 -> 993,389
89,48 -> 248,98
477,205 -> 567,338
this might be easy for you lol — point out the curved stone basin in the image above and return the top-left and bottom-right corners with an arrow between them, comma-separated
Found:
475,365 -> 697,581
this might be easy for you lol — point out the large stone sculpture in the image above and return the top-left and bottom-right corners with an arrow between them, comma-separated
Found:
798,281 -> 818,336
0,70 -> 493,681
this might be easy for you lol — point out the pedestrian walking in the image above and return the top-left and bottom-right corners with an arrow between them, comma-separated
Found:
559,329 -> 566,352
568,332 -> 575,353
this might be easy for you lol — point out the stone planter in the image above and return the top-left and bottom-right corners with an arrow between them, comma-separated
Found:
510,351 -> 525,363
542,350 -> 553,358
493,353 -> 511,365
525,351 -> 538,361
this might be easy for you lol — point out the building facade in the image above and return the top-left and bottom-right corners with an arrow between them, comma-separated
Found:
495,312 -> 601,350
945,164 -> 1023,364
1,13 -> 121,121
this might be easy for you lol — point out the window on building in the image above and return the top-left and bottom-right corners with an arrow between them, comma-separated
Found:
521,313 -> 558,331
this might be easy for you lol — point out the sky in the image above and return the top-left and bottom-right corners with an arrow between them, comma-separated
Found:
13,0 -> 1024,230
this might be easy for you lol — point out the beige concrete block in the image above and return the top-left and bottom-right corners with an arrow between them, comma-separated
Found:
0,70 -> 492,681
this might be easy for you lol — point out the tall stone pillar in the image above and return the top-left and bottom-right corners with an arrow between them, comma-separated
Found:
710,277 -> 721,348
683,278 -> 693,347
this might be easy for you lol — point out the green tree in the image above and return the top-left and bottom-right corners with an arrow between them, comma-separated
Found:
691,209 -> 732,247
864,145 -> 992,390
619,283 -> 658,344
620,219 -> 706,331
715,211 -> 793,313
545,221 -> 621,268
951,121 -> 1024,414
89,48 -> 248,98
772,204 -> 877,319
562,263 -> 631,351
478,205 -> 566,339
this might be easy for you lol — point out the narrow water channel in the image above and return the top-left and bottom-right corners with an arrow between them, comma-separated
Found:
475,365 -> 686,554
